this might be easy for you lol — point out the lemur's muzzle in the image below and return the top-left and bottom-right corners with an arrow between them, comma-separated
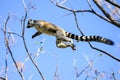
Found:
27,19 -> 34,28
27,23 -> 34,28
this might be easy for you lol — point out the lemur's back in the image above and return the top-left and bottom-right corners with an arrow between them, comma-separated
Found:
33,20 -> 65,36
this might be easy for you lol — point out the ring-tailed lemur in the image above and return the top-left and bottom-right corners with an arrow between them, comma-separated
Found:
27,19 -> 114,50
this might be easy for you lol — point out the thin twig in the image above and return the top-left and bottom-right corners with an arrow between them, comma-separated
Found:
86,0 -> 112,23
87,0 -> 93,10
112,73 -> 116,80
77,65 -> 90,77
88,43 -> 120,62
7,32 -> 22,37
73,12 -> 84,36
5,51 -> 8,80
54,64 -> 59,80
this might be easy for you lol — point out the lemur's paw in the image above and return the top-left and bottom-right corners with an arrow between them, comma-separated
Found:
71,44 -> 76,50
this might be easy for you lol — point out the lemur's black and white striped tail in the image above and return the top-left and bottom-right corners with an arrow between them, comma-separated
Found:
65,32 -> 114,45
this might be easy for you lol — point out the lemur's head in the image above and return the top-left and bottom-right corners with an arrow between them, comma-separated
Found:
27,19 -> 36,28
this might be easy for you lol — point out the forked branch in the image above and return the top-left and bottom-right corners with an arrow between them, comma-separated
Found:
50,0 -> 120,62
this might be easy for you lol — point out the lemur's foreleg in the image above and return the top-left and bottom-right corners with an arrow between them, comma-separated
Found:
32,32 -> 42,38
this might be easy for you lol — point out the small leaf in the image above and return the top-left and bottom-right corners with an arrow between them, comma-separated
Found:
99,53 -> 103,56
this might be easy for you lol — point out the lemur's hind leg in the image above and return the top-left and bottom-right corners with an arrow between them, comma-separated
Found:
32,31 -> 42,38
56,36 -> 76,50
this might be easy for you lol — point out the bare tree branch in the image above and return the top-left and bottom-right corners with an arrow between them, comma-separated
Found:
93,0 -> 120,28
21,0 -> 45,80
49,0 -> 113,26
3,13 -> 24,80
50,0 -> 120,28
105,0 -> 120,8
73,12 -> 120,62
50,0 -> 120,62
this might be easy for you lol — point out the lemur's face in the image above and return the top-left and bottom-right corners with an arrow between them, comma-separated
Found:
27,19 -> 35,28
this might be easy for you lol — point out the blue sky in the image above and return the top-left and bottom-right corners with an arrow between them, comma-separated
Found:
0,0 -> 120,80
